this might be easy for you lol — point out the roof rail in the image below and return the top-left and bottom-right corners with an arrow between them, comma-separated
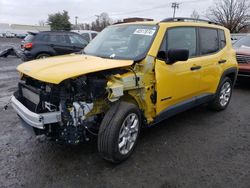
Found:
160,17 -> 221,26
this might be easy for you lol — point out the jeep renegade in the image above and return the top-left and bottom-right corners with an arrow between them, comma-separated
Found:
11,18 -> 238,163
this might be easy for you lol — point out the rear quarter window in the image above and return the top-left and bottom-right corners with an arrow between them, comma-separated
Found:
24,34 -> 35,42
219,29 -> 226,49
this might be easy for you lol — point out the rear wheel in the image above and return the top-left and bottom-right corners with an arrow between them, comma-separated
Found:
208,77 -> 233,111
36,53 -> 50,59
98,102 -> 141,163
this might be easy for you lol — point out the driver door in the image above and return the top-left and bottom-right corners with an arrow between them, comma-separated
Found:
155,27 -> 202,115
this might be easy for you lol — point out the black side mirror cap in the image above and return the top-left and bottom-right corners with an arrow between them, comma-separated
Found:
157,51 -> 167,61
167,49 -> 189,64
157,49 -> 189,64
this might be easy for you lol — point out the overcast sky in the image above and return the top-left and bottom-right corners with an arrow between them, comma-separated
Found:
0,0 -> 214,25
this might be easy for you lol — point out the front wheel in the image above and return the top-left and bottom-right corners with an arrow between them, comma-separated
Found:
98,102 -> 141,163
208,77 -> 233,111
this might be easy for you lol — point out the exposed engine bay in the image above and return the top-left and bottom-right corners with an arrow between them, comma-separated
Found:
11,63 -> 150,145
15,71 -> 114,144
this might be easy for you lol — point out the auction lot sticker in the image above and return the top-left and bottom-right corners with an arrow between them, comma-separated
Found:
134,29 -> 156,36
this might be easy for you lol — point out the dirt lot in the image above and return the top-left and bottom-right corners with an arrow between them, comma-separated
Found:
0,38 -> 250,188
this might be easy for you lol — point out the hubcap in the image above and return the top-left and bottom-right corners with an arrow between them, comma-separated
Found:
118,113 -> 139,155
219,82 -> 231,107
38,55 -> 48,59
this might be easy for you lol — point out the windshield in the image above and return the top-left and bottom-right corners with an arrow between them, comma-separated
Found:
233,36 -> 250,49
84,24 -> 158,60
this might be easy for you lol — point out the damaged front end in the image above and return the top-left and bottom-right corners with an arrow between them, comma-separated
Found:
12,72 -> 111,144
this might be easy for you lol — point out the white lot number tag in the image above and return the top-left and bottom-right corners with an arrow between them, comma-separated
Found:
134,29 -> 156,36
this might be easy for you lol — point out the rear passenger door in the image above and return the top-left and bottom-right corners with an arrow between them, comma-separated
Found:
48,34 -> 73,55
197,28 -> 222,94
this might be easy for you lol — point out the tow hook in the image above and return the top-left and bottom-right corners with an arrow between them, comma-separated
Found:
3,97 -> 11,111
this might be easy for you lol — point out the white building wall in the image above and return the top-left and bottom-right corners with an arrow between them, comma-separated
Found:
0,23 -> 50,35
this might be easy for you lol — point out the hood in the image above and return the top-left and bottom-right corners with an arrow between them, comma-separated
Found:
17,54 -> 133,84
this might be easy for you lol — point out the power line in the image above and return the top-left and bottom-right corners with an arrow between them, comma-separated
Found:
77,0 -> 202,22
110,3 -> 172,16
109,0 -> 201,17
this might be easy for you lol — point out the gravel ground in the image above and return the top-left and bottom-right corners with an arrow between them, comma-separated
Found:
0,39 -> 250,188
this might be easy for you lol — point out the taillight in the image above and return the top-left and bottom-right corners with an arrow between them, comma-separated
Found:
23,42 -> 33,49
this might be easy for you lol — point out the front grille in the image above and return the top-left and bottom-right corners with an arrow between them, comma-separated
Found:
21,87 -> 40,105
236,54 -> 250,64
18,82 -> 42,112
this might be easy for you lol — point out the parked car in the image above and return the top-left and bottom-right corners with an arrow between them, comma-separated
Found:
72,30 -> 98,42
231,33 -> 248,44
0,33 -> 4,38
5,31 -> 16,38
21,31 -> 88,61
11,18 -> 238,163
16,33 -> 27,39
233,35 -> 250,77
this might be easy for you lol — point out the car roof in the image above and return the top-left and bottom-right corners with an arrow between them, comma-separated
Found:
72,30 -> 98,33
38,31 -> 80,35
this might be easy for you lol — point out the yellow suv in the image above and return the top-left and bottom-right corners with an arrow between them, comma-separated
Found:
11,18 -> 238,163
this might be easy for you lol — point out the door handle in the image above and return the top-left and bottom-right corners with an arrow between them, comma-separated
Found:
190,65 -> 202,71
218,59 -> 227,64
49,44 -> 54,47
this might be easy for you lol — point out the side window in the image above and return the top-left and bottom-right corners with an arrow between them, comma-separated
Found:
91,33 -> 97,39
199,28 -> 219,55
167,27 -> 197,57
48,34 -> 57,43
81,33 -> 90,43
69,34 -> 88,45
56,35 -> 67,44
219,29 -> 226,49
36,34 -> 49,42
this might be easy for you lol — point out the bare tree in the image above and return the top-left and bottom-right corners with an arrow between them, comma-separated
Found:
206,0 -> 250,33
190,10 -> 200,20
91,12 -> 111,31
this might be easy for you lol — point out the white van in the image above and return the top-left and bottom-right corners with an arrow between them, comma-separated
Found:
71,30 -> 98,43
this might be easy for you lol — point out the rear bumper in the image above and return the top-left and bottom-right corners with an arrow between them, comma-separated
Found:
20,50 -> 34,61
11,95 -> 61,129
238,64 -> 250,77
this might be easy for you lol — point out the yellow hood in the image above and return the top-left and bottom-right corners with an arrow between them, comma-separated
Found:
17,54 -> 133,84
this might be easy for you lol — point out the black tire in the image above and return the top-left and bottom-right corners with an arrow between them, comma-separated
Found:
98,101 -> 141,163
208,77 -> 233,111
36,53 -> 50,59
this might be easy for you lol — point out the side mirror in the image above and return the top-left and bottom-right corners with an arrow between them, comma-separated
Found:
157,49 -> 189,64
167,49 -> 189,64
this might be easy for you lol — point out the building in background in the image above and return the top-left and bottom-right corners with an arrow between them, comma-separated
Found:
0,23 -> 50,37
123,17 -> 154,23
114,17 -> 154,24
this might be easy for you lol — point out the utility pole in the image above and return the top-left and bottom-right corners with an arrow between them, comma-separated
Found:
75,16 -> 78,28
171,2 -> 179,18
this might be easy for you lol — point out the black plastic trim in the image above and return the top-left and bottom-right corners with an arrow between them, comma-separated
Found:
151,93 -> 214,126
220,67 -> 238,87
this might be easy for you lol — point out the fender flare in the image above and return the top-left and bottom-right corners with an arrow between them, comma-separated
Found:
219,67 -> 238,87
